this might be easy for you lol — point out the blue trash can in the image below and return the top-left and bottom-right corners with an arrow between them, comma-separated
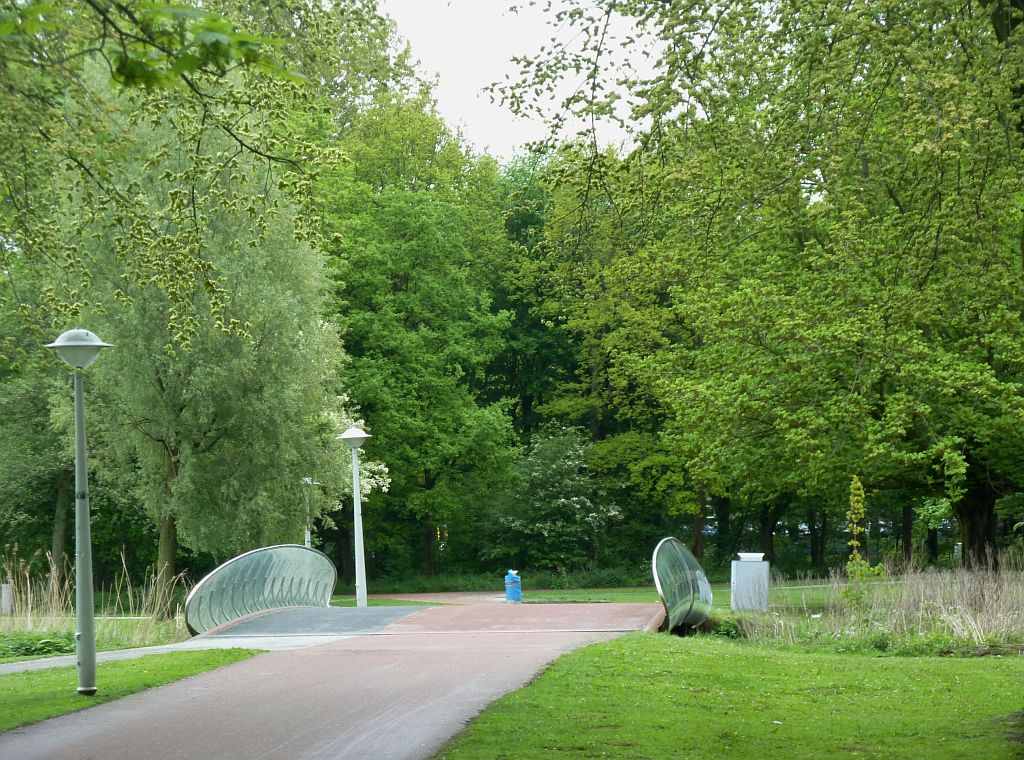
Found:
504,569 -> 522,603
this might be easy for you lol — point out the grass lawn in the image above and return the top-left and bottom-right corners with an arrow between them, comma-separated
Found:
438,633 -> 1024,759
523,587 -> 661,604
0,649 -> 260,732
330,596 -> 435,607
0,621 -> 191,665
521,581 -> 839,613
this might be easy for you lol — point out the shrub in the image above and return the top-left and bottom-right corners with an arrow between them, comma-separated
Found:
709,616 -> 742,639
0,631 -> 75,658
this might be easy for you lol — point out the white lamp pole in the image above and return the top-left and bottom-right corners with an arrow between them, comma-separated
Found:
301,477 -> 313,548
338,427 -> 370,608
46,328 -> 112,697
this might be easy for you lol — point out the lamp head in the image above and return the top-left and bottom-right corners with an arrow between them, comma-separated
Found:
338,427 -> 371,450
46,328 -> 112,369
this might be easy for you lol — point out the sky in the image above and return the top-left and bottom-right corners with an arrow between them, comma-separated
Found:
377,0 -> 556,159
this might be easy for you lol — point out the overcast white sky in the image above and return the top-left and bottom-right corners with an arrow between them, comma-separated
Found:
377,0 -> 554,159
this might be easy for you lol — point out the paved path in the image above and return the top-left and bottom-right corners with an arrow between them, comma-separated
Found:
1,596 -> 658,759
0,607 -> 429,677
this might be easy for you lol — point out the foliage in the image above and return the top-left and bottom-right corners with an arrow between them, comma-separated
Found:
0,0 -> 292,89
0,649 -> 259,732
1,545 -> 190,650
484,425 -> 620,573
504,0 -> 1024,568
325,95 -> 519,576
7,0 -> 1024,588
843,476 -> 885,609
0,631 -> 74,659
0,1 -> 325,342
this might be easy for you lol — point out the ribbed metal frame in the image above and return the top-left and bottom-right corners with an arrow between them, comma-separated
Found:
652,536 -> 713,630
184,545 -> 337,635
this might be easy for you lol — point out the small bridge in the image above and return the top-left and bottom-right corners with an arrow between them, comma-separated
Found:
185,545 -> 340,636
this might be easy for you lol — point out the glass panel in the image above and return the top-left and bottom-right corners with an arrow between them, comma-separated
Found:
185,545 -> 338,635
652,537 -> 713,629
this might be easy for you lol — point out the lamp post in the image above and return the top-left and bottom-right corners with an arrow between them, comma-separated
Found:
338,427 -> 370,608
46,328 -> 112,697
301,477 -> 320,548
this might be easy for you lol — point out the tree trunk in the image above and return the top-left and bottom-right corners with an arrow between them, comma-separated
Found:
758,496 -> 789,561
156,514 -> 177,618
691,491 -> 705,561
424,520 -> 436,576
953,459 -> 999,570
588,345 -> 603,439
926,528 -> 939,562
807,507 -> 824,568
759,515 -> 776,561
51,466 -> 73,577
337,522 -> 354,586
714,495 -> 731,556
901,504 -> 914,564
821,511 -> 829,566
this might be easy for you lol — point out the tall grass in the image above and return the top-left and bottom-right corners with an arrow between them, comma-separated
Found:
1,546 -> 190,653
740,551 -> 1024,653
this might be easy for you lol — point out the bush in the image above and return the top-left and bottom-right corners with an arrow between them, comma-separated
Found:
709,615 -> 742,639
0,631 -> 75,659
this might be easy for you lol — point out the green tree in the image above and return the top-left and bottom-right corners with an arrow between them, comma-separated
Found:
327,96 -> 519,574
18,67 -> 354,596
512,0 -> 1024,568
486,424 -> 620,573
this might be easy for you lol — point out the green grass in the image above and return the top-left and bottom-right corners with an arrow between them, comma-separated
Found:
518,581 -> 834,611
0,620 -> 191,665
330,596 -> 435,607
523,587 -> 660,604
437,633 -> 1024,759
0,631 -> 76,661
0,649 -> 260,732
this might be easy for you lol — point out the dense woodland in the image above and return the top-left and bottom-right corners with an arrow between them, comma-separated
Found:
2,0 -> 1024,588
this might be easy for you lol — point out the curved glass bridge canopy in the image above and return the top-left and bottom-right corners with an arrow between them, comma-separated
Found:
185,545 -> 337,635
652,537 -> 713,630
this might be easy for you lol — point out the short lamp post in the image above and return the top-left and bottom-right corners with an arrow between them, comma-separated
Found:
46,328 -> 112,697
338,427 -> 370,608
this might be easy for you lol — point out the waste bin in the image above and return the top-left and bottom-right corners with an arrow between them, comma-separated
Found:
504,570 -> 522,603
731,552 -> 768,612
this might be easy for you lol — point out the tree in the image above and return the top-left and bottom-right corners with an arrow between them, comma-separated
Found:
512,0 -> 1024,568
485,424 -> 620,573
0,0 -> 346,344
326,95 -> 519,575
13,65 -> 357,599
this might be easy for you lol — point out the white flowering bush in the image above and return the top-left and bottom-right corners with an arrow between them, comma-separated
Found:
486,424 -> 620,572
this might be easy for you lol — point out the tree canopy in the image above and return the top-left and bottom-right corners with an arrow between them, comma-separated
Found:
3,0 -> 1024,588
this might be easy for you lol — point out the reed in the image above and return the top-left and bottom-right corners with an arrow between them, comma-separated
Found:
1,545 -> 189,652
741,550 -> 1024,653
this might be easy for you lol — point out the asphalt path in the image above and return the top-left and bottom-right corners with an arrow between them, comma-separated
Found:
0,595 -> 659,759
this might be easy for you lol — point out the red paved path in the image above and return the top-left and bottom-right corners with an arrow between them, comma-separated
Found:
0,600 -> 658,759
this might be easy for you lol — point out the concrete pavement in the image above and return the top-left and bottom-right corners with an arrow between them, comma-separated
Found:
0,596 -> 659,759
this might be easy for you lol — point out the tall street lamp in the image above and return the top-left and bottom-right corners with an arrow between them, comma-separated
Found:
301,477 -> 320,548
338,427 -> 370,608
46,328 -> 112,697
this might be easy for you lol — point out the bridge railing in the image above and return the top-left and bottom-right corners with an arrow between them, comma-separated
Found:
185,545 -> 337,635
652,537 -> 713,630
